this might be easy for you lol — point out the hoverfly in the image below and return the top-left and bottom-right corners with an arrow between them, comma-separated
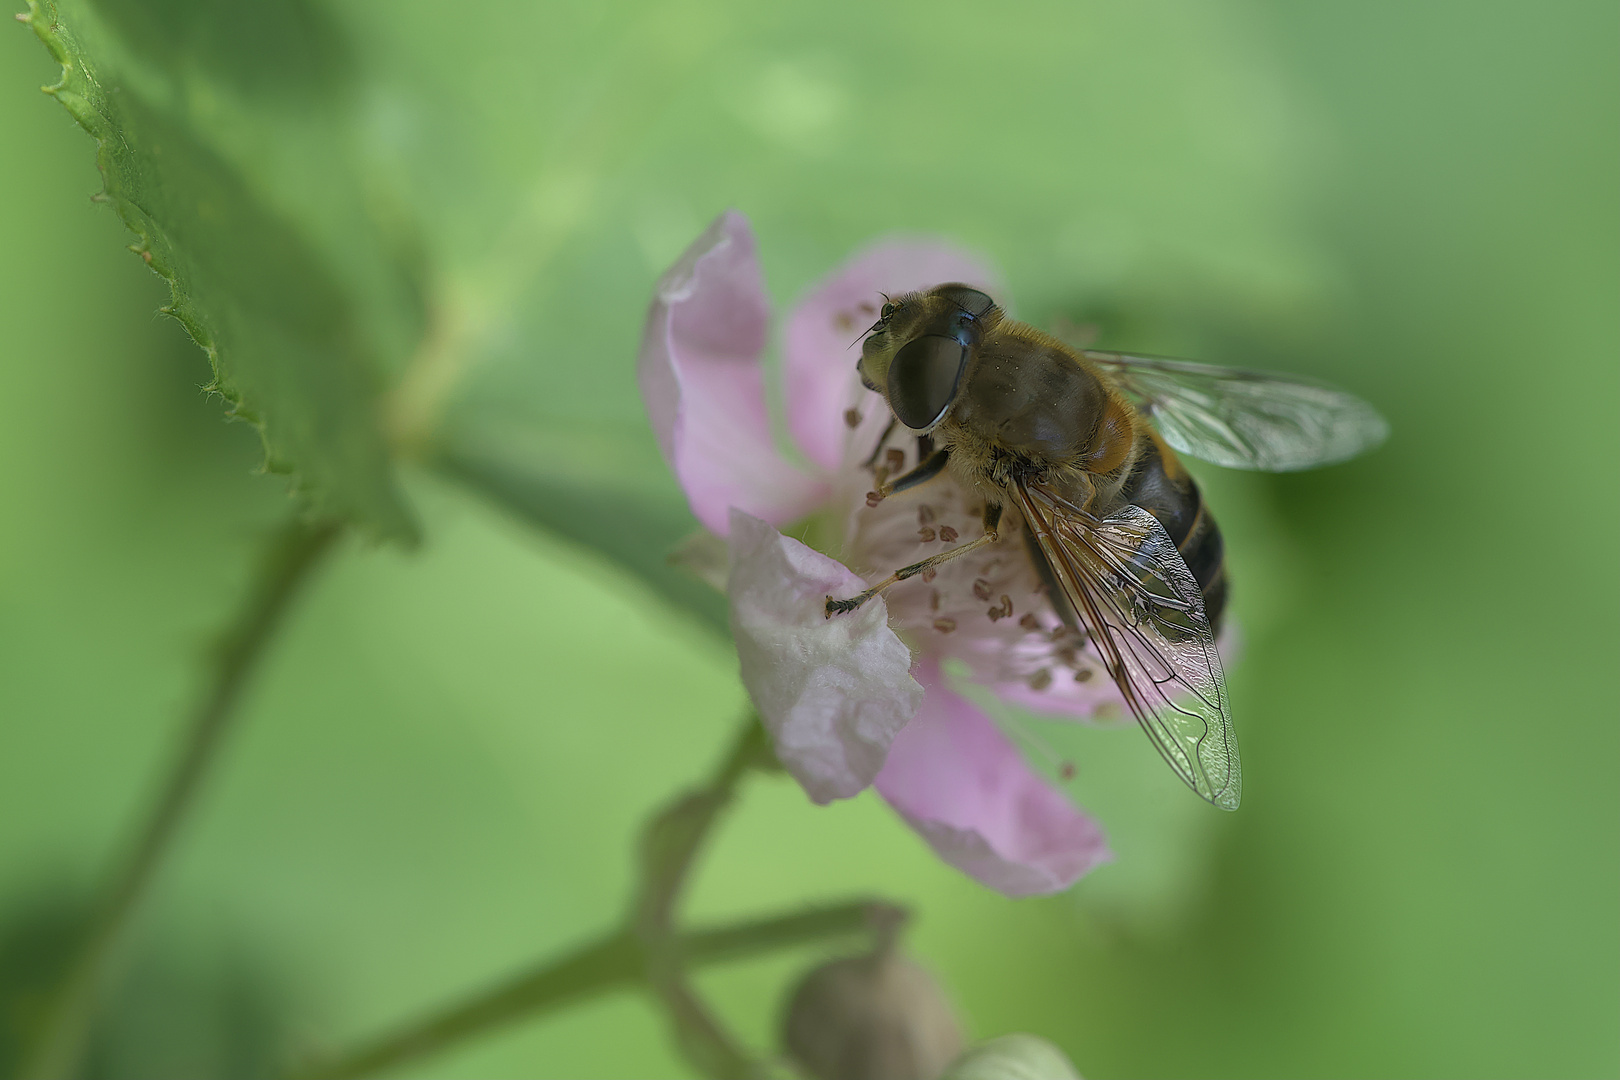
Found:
826,284 -> 1387,810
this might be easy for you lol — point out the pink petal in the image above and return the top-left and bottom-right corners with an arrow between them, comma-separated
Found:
981,620 -> 1243,723
784,239 -> 1002,472
977,651 -> 1129,723
875,659 -> 1111,897
639,211 -> 830,536
727,510 -> 923,804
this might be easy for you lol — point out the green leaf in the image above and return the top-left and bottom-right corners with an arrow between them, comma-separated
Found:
21,0 -> 423,540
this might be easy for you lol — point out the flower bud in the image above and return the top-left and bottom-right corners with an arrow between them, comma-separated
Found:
940,1033 -> 1083,1080
781,950 -> 963,1080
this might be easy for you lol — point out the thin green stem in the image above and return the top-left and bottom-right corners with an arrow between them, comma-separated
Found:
679,902 -> 909,969
634,717 -> 776,1079
634,718 -> 771,935
294,716 -> 904,1080
293,900 -> 896,1080
296,930 -> 641,1080
19,515 -> 343,1080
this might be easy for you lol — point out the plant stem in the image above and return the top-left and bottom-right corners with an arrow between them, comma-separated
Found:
295,717 -> 906,1080
634,718 -> 771,938
633,716 -> 777,1078
294,900 -> 897,1080
19,515 -> 343,1080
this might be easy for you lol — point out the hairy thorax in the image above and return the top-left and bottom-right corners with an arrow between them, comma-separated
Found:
934,329 -> 1143,516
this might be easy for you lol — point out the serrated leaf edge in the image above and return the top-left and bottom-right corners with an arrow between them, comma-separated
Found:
19,1 -> 415,539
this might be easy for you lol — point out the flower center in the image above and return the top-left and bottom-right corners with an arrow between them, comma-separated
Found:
837,419 -> 1111,702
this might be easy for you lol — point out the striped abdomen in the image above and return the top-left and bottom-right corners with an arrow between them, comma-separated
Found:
1114,432 -> 1227,631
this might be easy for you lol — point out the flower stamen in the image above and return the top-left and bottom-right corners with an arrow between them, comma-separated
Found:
826,519 -> 1003,617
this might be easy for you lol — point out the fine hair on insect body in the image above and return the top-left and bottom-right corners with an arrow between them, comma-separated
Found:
827,284 -> 1388,810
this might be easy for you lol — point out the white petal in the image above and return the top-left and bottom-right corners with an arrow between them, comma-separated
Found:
727,510 -> 922,804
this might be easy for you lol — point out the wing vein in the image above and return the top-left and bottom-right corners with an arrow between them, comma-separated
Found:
1010,478 -> 1241,809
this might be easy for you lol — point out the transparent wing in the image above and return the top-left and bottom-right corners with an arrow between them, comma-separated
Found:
1084,349 -> 1388,471
1011,479 -> 1241,809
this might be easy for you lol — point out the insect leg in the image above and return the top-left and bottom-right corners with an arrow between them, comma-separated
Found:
866,448 -> 950,509
861,416 -> 899,468
825,502 -> 1002,617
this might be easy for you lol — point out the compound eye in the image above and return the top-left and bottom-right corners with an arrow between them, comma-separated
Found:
932,284 -> 994,318
888,334 -> 968,431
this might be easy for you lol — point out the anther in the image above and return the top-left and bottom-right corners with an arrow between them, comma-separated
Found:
834,311 -> 855,333
929,590 -> 941,611
1059,761 -> 1076,781
921,567 -> 937,583
885,448 -> 906,472
938,525 -> 958,542
972,578 -> 992,602
1074,667 -> 1094,683
1029,668 -> 1053,691
917,527 -> 937,543
917,505 -> 936,525
933,618 -> 957,633
844,408 -> 862,429
1018,613 -> 1041,632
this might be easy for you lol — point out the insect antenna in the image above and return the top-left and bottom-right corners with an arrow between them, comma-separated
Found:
846,292 -> 894,349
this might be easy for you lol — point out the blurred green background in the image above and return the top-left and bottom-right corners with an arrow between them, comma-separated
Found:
1,0 -> 1615,1077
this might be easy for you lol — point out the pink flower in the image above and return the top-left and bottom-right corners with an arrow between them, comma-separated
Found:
638,211 -> 1115,896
